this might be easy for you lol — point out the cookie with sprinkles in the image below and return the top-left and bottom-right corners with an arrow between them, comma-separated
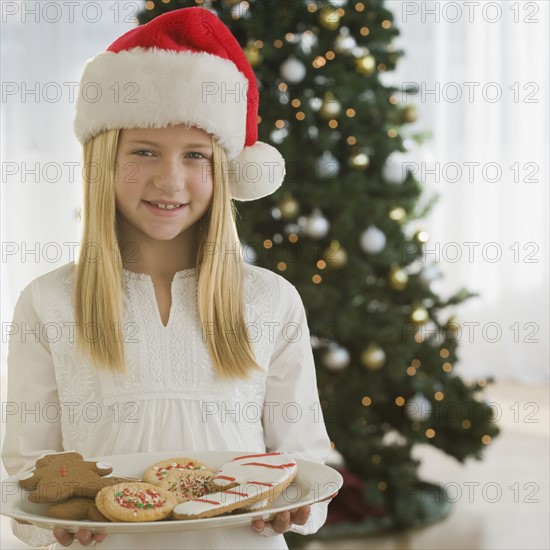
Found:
158,470 -> 216,504
143,457 -> 212,485
96,482 -> 178,522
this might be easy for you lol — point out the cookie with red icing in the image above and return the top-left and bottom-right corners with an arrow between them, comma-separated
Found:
18,451 -> 120,503
96,482 -> 178,522
212,452 -> 298,503
173,452 -> 298,519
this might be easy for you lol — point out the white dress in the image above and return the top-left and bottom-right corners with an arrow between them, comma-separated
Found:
2,262 -> 331,549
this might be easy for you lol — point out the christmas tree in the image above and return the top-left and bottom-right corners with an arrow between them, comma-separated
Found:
138,0 -> 499,535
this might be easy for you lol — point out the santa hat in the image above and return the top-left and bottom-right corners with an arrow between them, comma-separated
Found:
74,7 -> 284,201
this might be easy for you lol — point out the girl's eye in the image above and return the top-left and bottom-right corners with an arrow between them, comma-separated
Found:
132,150 -> 155,157
187,152 -> 207,160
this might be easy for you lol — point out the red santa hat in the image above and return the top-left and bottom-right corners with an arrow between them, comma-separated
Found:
73,7 -> 284,201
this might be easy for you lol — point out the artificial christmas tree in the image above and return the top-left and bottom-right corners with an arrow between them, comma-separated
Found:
138,0 -> 499,537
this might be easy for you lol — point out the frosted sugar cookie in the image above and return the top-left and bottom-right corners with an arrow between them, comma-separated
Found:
143,457 -> 211,484
96,482 -> 178,522
172,482 -> 273,520
212,452 -> 298,502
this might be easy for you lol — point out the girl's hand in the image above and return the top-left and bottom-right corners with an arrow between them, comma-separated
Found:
53,527 -> 107,547
251,504 -> 311,535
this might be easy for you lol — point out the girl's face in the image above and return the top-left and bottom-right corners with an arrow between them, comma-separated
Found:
114,124 -> 214,242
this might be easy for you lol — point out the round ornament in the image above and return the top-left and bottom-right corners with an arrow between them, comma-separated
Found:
402,104 -> 418,123
279,195 -> 300,220
281,56 -> 307,83
361,342 -> 386,370
360,226 -> 386,254
244,43 -> 263,67
319,93 -> 342,119
323,344 -> 350,370
410,304 -> 429,326
382,152 -> 408,184
319,7 -> 341,30
315,151 -> 341,180
389,264 -> 408,290
334,27 -> 356,54
405,393 -> 433,422
348,149 -> 370,170
323,241 -> 347,268
355,54 -> 376,76
305,209 -> 330,239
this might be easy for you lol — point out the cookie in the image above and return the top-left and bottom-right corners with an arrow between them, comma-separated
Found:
143,458 -> 211,484
212,452 -> 298,503
156,470 -> 215,504
173,452 -> 298,520
48,497 -> 110,522
96,482 -> 178,522
18,452 -> 120,503
172,483 -> 273,520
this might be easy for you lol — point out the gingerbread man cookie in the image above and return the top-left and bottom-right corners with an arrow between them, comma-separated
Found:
48,497 -> 110,522
18,451 -> 120,503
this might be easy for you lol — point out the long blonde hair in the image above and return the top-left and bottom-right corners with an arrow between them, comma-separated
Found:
74,129 -> 259,378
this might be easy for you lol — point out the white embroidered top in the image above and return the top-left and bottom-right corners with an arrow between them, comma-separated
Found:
2,262 -> 331,549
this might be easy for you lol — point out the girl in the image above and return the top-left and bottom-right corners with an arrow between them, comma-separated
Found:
2,7 -> 331,550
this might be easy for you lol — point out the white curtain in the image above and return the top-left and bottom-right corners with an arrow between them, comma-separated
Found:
0,1 -> 146,370
1,0 -> 548,381
384,0 -> 549,382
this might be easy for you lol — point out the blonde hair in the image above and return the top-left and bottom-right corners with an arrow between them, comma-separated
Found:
74,129 -> 259,378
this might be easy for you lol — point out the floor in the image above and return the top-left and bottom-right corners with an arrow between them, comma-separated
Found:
1,381 -> 548,549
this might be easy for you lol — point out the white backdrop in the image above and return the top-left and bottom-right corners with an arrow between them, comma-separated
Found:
1,0 -> 548,381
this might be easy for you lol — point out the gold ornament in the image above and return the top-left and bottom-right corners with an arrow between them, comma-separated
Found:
355,54 -> 376,76
410,304 -> 429,325
279,195 -> 300,220
319,7 -> 341,30
402,104 -> 418,123
389,264 -> 408,290
414,230 -> 429,244
319,92 -> 342,119
348,149 -> 370,170
445,316 -> 460,338
244,43 -> 263,68
361,342 -> 386,370
389,207 -> 407,223
323,241 -> 348,268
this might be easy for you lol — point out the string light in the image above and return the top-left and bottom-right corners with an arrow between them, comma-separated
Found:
145,1 -> 154,10
378,63 -> 387,71
482,435 -> 491,445
347,136 -> 357,145
257,115 -> 262,124
406,366 -> 416,376
326,51 -> 336,60
288,234 -> 298,243
274,39 -> 283,48
312,274 -> 322,284
307,3 -> 317,13
411,359 -> 421,368
395,396 -> 405,406
278,83 -> 288,92
361,396 -> 372,406
291,99 -> 301,108
434,391 -> 444,401
355,3 -> 365,12
442,362 -> 453,373
277,262 -> 287,271
377,481 -> 387,491
387,129 -> 398,138
263,239 -> 273,249
389,95 -> 398,105
360,27 -> 369,36
285,33 -> 294,41
382,19 -> 392,29
317,260 -> 327,269
296,112 -> 305,121
462,420 -> 471,429
328,119 -> 338,128
275,119 -> 285,129
346,108 -> 356,117
426,428 -> 435,438
313,56 -> 327,68
440,348 -> 450,358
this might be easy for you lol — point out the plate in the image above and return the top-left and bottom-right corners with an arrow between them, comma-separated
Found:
0,450 -> 342,534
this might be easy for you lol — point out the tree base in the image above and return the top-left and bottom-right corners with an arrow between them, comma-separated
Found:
285,481 -> 453,548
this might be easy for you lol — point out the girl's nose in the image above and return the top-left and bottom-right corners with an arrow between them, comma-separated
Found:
152,158 -> 186,194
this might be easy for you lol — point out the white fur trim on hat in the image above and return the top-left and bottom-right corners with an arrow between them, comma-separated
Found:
74,47 -> 248,159
228,141 -> 285,201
